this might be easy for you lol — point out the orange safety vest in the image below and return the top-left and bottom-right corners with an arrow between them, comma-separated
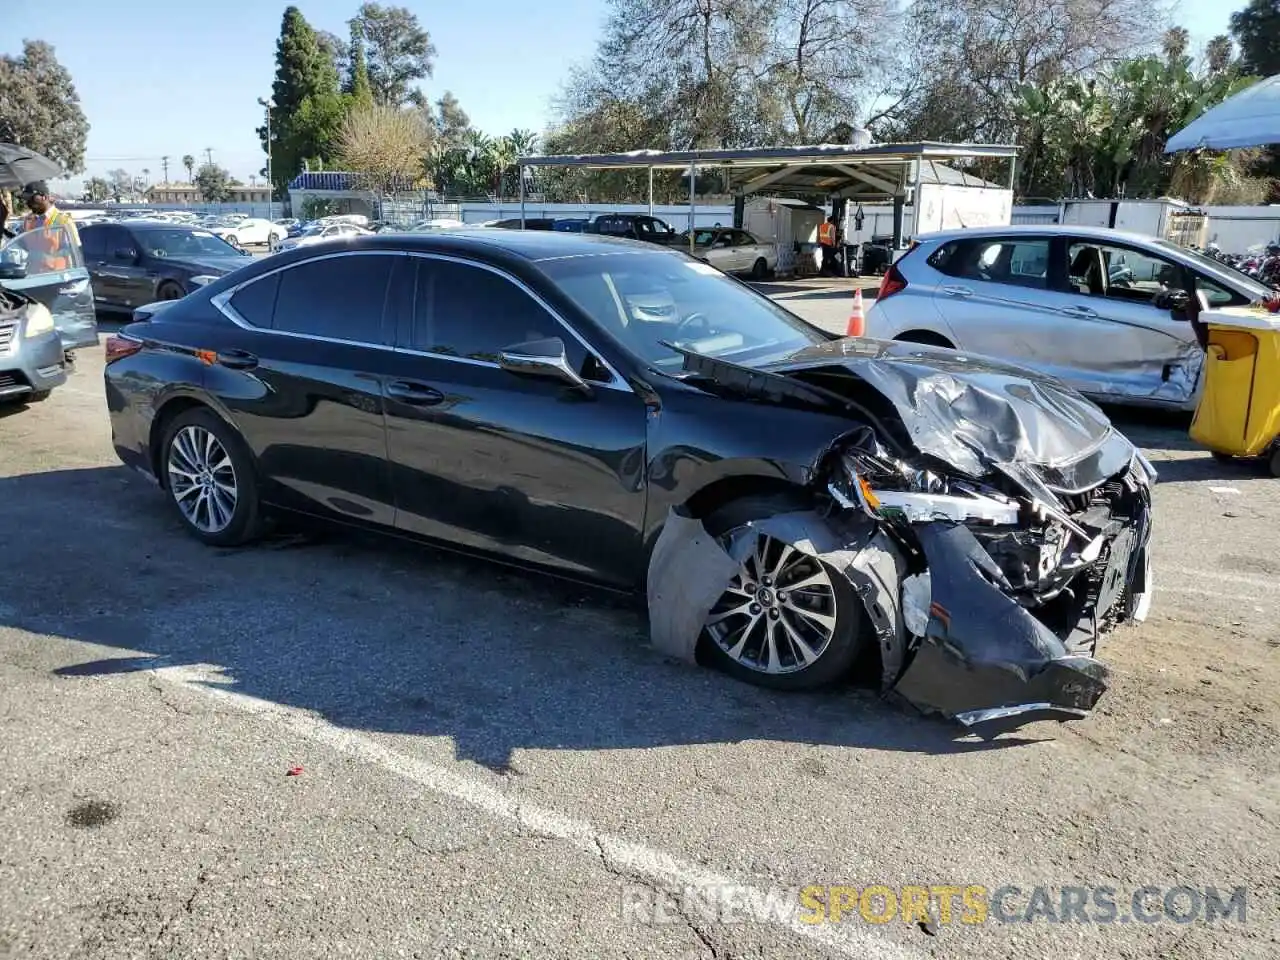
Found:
818,222 -> 836,246
20,206 -> 77,272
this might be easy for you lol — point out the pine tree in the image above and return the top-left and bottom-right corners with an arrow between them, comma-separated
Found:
345,19 -> 375,110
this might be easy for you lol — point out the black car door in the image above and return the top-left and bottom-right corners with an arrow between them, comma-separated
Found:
379,253 -> 650,586
93,225 -> 150,308
203,250 -> 403,526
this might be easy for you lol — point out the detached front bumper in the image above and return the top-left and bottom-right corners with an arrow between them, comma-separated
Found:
647,460 -> 1153,731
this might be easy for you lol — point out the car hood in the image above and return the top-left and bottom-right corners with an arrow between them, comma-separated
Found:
755,338 -> 1132,482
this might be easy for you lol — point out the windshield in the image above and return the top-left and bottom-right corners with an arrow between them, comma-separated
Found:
1156,239 -> 1272,300
539,250 -> 826,370
138,229 -> 239,258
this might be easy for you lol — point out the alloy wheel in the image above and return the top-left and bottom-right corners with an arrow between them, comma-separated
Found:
167,425 -> 238,534
704,534 -> 839,674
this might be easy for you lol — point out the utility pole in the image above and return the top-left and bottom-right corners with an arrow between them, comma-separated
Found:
258,97 -> 275,220
161,155 -> 170,184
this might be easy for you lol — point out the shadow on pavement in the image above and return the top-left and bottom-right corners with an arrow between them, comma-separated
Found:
1,466 -> 1040,773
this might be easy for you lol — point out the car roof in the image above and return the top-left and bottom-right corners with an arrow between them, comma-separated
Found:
322,228 -> 666,262
915,223 -> 1173,247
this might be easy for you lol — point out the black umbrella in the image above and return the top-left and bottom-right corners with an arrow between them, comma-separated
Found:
0,143 -> 63,190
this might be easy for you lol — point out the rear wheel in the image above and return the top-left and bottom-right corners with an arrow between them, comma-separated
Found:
1269,446 -> 1280,478
700,495 -> 867,690
160,407 -> 265,547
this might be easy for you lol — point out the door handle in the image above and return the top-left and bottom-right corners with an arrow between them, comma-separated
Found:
1060,304 -> 1099,317
385,380 -> 444,405
941,285 -> 973,297
215,349 -> 258,370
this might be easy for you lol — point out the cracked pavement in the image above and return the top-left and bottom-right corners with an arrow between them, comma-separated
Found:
1,307 -> 1278,959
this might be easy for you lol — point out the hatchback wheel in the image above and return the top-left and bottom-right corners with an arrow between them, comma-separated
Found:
701,496 -> 866,690
161,408 -> 264,546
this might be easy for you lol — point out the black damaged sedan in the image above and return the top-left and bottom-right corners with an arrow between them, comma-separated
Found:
103,230 -> 1154,728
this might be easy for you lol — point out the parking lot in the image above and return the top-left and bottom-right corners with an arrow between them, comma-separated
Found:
1,295 -> 1277,959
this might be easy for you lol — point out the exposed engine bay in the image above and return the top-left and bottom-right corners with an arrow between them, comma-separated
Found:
648,340 -> 1156,730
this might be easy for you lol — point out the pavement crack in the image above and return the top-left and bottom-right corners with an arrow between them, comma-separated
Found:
147,675 -> 195,717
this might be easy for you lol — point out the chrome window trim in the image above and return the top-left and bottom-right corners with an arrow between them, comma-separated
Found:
210,247 -> 633,393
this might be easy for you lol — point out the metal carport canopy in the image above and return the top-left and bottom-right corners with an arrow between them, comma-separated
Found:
514,140 -> 1019,251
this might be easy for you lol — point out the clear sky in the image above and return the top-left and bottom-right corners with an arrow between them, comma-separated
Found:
3,0 -> 1237,193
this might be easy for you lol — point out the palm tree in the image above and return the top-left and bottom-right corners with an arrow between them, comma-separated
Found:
182,154 -> 195,183
142,168 -> 150,188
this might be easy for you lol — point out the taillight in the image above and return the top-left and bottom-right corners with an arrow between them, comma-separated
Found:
877,264 -> 908,300
104,334 -> 143,363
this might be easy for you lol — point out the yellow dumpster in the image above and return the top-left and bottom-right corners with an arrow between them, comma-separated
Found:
1189,306 -> 1280,476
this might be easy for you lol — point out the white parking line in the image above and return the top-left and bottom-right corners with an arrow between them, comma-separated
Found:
152,663 -> 924,960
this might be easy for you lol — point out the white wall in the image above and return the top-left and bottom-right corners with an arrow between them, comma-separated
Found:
440,201 -> 736,230
1016,202 -> 1280,254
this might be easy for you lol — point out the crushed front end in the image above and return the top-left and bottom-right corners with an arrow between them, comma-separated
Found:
825,426 -> 1154,726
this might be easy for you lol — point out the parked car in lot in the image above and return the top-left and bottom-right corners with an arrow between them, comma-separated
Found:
866,225 -> 1275,409
683,227 -> 777,279
103,229 -> 1154,725
0,222 -> 98,356
210,217 -> 288,249
275,221 -> 373,251
80,220 -> 252,312
0,286 -> 68,405
584,213 -> 682,246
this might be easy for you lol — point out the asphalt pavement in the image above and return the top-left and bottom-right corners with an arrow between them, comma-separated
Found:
0,295 -> 1277,959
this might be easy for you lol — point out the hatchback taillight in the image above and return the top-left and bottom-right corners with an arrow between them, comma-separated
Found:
877,264 -> 908,300
104,334 -> 143,363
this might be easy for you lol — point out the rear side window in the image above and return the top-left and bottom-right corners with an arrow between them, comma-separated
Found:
81,226 -> 106,259
931,238 -> 1049,289
229,272 -> 280,327
273,254 -> 395,343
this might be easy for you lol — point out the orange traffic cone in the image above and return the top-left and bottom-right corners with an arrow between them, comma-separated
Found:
846,287 -> 866,337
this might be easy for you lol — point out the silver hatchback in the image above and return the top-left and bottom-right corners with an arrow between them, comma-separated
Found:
865,225 -> 1274,409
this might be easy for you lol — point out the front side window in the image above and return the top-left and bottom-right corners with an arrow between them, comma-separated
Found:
0,221 -> 85,276
272,254 -> 394,342
412,258 -> 566,364
1067,241 -> 1180,304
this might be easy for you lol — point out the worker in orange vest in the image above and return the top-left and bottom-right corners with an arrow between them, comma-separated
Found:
17,181 -> 80,274
818,215 -> 838,275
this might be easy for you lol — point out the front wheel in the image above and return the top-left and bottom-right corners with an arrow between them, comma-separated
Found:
750,257 -> 769,280
161,408 -> 265,547
700,496 -> 867,690
157,281 -> 184,301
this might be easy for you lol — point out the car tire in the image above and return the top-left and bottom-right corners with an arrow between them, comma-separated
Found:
1269,447 -> 1280,478
157,281 -> 184,301
226,235 -> 242,250
160,407 -> 265,547
699,494 -> 867,691
26,390 -> 51,403
750,258 -> 768,280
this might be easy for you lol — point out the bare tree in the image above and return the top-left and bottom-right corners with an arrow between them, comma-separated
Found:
336,103 -> 430,195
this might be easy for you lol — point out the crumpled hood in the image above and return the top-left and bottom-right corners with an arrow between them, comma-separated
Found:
763,337 -> 1131,478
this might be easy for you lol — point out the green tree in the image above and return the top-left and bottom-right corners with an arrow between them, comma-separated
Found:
345,19 -> 374,109
0,40 -> 90,174
1230,0 -> 1280,77
182,154 -> 195,182
433,91 -> 470,148
194,162 -> 233,202
260,7 -> 344,195
353,3 -> 436,107
83,176 -> 110,202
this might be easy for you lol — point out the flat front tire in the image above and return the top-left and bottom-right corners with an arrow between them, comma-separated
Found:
700,495 -> 867,691
160,407 -> 264,547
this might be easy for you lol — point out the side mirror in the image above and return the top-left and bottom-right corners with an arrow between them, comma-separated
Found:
1152,288 -> 1190,317
114,247 -> 138,263
499,337 -> 592,394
